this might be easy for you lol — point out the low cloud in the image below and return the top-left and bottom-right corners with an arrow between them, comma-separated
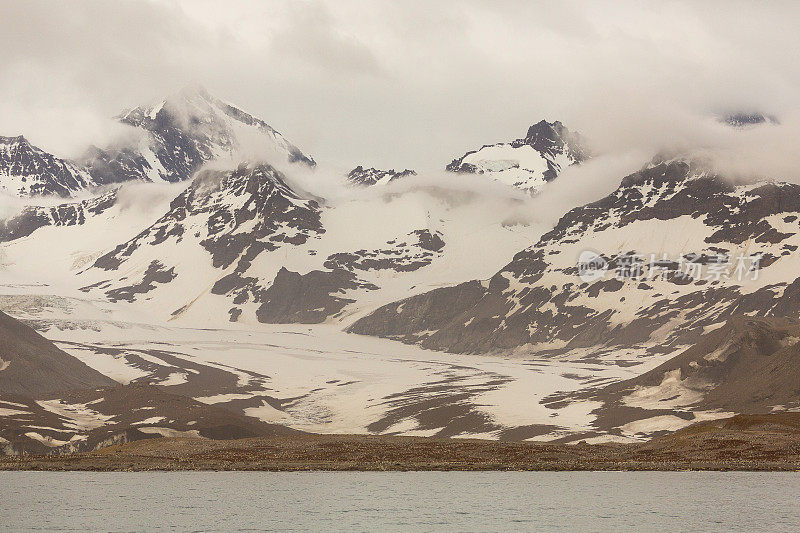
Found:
0,0 -> 797,180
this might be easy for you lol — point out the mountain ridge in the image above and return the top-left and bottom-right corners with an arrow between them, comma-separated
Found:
349,157 -> 800,355
0,135 -> 97,197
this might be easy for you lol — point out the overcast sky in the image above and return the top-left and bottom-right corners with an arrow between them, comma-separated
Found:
1,0 -> 799,176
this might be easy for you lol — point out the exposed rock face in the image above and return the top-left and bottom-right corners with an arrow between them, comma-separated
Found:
0,136 -> 96,197
350,280 -> 487,341
80,144 -> 166,186
81,85 -> 315,185
346,166 -> 416,186
324,229 -> 445,273
602,316 -> 800,413
0,190 -> 117,242
446,120 -> 588,193
350,158 -> 800,355
104,261 -> 177,303
255,267 -> 377,323
0,310 -> 116,396
244,228 -> 448,324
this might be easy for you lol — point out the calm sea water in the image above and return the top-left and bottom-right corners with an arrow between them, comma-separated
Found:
2,471 -> 799,532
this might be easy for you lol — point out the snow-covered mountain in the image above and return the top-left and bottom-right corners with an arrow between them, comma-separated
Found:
79,163 -> 324,319
68,162 -> 540,326
351,156 -> 800,357
0,136 -> 97,197
446,120 -> 589,193
346,166 -> 416,186
82,85 -> 315,185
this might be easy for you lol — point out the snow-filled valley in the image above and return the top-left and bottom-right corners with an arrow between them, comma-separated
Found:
0,289 -> 670,443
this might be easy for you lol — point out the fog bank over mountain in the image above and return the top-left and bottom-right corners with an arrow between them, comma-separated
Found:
0,0 -> 798,178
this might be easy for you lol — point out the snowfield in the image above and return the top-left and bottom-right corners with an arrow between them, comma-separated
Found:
39,307 -> 661,441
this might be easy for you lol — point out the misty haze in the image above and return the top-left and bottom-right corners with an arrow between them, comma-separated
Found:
2,1 -> 800,531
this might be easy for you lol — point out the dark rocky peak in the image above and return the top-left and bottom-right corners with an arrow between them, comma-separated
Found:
0,134 -> 95,197
346,166 -> 417,186
523,119 -> 567,145
0,135 -> 40,157
722,112 -> 779,128
517,120 -> 589,164
0,134 -> 28,146
445,119 -> 589,191
106,86 -> 315,184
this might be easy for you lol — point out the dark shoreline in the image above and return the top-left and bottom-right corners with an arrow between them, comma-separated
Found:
4,426 -> 800,472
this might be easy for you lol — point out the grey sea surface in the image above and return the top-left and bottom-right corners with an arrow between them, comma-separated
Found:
2,471 -> 799,532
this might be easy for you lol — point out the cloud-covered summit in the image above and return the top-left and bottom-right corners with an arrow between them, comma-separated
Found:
0,0 -> 798,179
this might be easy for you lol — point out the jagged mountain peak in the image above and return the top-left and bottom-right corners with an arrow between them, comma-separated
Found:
0,134 -> 28,145
521,119 -> 589,165
85,161 -> 325,317
524,119 -> 566,141
83,87 -> 315,187
346,166 -> 417,186
446,119 -> 589,193
0,135 -> 96,197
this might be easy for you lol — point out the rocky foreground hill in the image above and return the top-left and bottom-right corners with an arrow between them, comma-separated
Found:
0,311 -> 296,455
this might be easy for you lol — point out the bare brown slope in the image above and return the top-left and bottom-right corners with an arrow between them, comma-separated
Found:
603,316 -> 800,413
540,316 -> 800,435
1,383 -> 301,455
0,310 -> 116,396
